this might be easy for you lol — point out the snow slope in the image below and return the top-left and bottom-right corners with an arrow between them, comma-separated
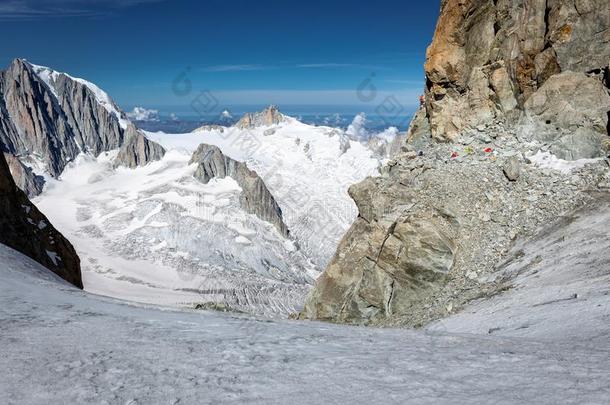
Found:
1,243 -> 609,404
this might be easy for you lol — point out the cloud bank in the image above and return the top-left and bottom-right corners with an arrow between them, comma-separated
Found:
126,106 -> 160,122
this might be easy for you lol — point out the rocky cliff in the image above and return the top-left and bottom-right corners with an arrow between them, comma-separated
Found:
0,152 -> 82,288
0,59 -> 165,186
424,0 -> 610,151
0,59 -> 80,177
302,0 -> 610,326
190,143 -> 290,237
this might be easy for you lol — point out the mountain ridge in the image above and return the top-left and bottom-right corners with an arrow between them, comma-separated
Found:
0,58 -> 166,193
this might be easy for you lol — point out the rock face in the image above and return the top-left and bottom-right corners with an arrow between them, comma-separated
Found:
405,107 -> 432,151
190,144 -> 290,237
114,124 -> 166,169
423,0 -> 610,149
235,105 -> 285,129
0,59 -> 80,177
0,59 -> 165,182
3,152 -> 44,197
520,71 -> 610,159
303,177 -> 458,323
0,152 -> 82,288
303,0 -> 610,326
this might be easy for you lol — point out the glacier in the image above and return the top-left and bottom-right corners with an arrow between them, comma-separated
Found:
32,114 -> 381,317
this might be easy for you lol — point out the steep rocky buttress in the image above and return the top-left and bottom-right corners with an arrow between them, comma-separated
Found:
190,143 -> 290,237
302,0 -> 610,326
0,152 -> 82,288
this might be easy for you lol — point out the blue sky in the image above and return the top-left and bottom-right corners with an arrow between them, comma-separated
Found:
0,0 -> 440,111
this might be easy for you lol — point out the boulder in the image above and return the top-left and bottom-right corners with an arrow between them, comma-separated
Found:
521,72 -> 610,136
503,157 -> 521,181
549,129 -> 608,160
302,171 -> 460,325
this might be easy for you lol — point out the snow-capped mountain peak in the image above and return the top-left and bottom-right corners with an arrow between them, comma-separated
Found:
27,60 -> 129,130
0,59 -> 165,181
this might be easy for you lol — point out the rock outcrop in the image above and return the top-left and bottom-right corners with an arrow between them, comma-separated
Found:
190,143 -> 289,237
302,0 -> 610,326
114,124 -> 166,169
0,152 -> 82,288
235,105 -> 285,129
0,59 -> 165,183
3,152 -> 44,197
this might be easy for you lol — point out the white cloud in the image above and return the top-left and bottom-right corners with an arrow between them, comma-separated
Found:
169,113 -> 179,122
374,126 -> 400,142
126,106 -> 159,122
346,113 -> 368,139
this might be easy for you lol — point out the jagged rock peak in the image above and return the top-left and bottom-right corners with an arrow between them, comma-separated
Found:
189,143 -> 290,237
235,105 -> 286,129
0,151 -> 82,288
